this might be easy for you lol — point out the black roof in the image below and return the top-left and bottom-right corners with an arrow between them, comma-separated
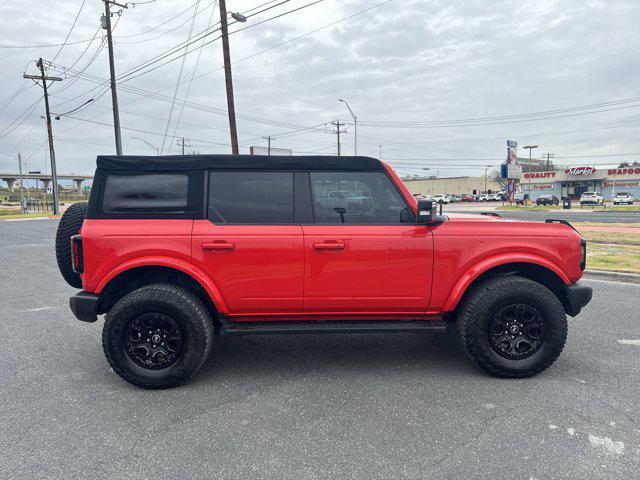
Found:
96,154 -> 384,172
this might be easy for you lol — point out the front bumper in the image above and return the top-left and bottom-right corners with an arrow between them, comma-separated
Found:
69,291 -> 99,322
563,281 -> 593,316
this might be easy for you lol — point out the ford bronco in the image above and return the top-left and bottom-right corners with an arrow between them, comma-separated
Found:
56,155 -> 592,389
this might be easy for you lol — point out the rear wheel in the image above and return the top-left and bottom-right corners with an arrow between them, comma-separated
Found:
55,202 -> 87,288
102,284 -> 214,389
456,275 -> 567,378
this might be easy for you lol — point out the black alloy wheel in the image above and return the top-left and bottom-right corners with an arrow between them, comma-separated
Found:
103,284 -> 214,389
124,313 -> 184,370
488,304 -> 544,359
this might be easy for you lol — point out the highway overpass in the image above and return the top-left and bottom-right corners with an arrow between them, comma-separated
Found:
0,172 -> 93,193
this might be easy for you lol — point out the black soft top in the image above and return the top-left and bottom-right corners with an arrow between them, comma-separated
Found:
96,154 -> 384,172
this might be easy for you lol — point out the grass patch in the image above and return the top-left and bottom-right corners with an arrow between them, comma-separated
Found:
586,242 -> 640,274
496,205 -> 561,211
574,222 -> 640,229
591,205 -> 640,212
0,211 -> 54,220
581,231 -> 640,247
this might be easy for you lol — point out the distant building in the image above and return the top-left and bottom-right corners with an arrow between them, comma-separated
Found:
402,176 -> 503,196
516,157 -> 555,173
520,165 -> 640,200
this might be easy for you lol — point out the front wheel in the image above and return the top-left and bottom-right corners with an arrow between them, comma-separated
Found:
456,275 -> 567,378
102,284 -> 214,389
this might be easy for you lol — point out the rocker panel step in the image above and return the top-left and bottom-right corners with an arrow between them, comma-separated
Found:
220,319 -> 449,336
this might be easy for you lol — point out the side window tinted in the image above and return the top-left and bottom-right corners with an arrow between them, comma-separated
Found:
103,174 -> 188,212
310,171 -> 411,224
208,171 -> 293,224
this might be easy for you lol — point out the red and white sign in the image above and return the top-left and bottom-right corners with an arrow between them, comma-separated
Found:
564,166 -> 596,176
607,167 -> 640,176
530,184 -> 554,190
523,171 -> 556,179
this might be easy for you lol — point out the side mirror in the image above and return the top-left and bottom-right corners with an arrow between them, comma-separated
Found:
416,199 -> 437,224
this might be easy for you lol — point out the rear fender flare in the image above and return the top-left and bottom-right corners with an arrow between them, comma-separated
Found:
94,256 -> 229,314
442,253 -> 570,312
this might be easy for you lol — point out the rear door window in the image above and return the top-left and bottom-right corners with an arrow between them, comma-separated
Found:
208,171 -> 294,224
102,174 -> 189,212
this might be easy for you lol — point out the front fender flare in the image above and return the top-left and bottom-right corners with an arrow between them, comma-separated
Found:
94,256 -> 229,314
442,253 -> 571,312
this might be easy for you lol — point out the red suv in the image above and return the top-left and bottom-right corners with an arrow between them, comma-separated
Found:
56,155 -> 592,389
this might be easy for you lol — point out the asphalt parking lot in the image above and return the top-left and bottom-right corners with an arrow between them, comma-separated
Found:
1,219 -> 639,479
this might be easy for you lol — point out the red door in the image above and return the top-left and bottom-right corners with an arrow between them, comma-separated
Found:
192,221 -> 304,315
302,225 -> 433,314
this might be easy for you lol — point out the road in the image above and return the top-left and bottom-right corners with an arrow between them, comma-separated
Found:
1,219 -> 639,479
446,203 -> 640,223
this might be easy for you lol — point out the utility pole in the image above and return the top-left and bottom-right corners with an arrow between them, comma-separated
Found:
378,145 -> 382,160
331,121 -> 347,156
542,153 -> 555,170
24,59 -> 62,215
219,0 -> 239,155
17,153 -> 25,213
102,0 -> 127,155
262,136 -> 274,155
176,137 -> 190,155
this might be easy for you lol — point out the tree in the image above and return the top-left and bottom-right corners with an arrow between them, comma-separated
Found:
490,168 -> 506,191
618,161 -> 640,167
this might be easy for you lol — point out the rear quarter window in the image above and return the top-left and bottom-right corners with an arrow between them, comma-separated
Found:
103,174 -> 189,212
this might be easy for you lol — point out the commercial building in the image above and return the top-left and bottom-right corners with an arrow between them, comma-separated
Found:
402,176 -> 503,196
520,166 -> 640,200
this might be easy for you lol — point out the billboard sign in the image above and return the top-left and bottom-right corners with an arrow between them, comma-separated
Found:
249,146 -> 292,156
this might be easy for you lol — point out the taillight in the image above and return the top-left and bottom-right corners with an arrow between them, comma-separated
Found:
580,238 -> 586,271
71,235 -> 84,274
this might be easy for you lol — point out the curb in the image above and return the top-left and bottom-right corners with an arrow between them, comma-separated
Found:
583,269 -> 640,285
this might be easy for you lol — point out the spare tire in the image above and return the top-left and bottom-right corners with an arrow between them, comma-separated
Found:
55,202 -> 87,288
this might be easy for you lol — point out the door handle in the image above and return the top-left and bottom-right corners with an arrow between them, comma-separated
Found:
313,242 -> 345,251
202,242 -> 235,251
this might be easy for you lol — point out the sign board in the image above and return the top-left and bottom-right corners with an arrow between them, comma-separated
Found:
564,166 -> 596,176
249,146 -> 292,156
508,164 -> 522,179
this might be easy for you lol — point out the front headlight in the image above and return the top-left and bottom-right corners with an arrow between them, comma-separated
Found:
580,238 -> 587,271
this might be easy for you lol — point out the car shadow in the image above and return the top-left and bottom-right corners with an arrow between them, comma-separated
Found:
193,331 -> 477,385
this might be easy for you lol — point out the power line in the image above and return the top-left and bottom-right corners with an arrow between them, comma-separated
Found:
43,0 -> 392,131
169,1 -> 218,149
50,0 -> 87,64
115,0 -> 218,45
115,0 -> 325,83
160,0 -> 202,155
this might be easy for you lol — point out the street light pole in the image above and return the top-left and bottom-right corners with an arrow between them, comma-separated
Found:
131,137 -> 160,155
338,99 -> 357,155
523,145 -> 538,160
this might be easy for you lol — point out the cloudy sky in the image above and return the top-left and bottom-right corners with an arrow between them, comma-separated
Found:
1,0 -> 639,180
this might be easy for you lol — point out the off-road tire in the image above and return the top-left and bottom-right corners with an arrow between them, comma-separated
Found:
456,275 -> 567,378
55,202 -> 87,288
102,284 -> 214,389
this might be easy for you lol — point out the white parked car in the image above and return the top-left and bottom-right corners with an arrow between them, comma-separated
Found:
477,194 -> 492,202
432,194 -> 450,204
613,192 -> 634,205
580,191 -> 604,206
